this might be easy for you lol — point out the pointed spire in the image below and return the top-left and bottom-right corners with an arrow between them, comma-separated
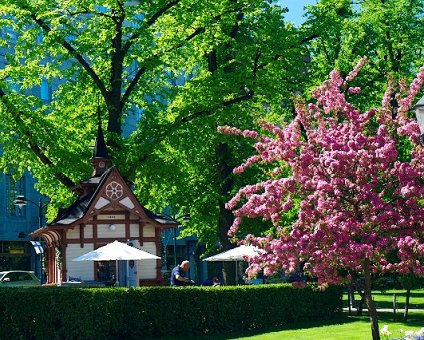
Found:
91,107 -> 112,176
93,109 -> 109,159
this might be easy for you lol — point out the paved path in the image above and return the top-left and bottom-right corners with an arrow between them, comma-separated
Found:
343,307 -> 424,313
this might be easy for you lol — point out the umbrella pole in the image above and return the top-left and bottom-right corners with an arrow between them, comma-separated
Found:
126,260 -> 129,287
115,259 -> 119,286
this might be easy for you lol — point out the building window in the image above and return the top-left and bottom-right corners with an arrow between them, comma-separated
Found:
0,241 -> 31,271
7,175 -> 25,216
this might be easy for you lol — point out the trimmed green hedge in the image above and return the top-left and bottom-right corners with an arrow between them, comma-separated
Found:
0,284 -> 342,339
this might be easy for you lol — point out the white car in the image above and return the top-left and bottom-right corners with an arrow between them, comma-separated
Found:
0,271 -> 40,287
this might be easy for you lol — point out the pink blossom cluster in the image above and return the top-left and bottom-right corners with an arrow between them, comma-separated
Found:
348,87 -> 361,95
345,56 -> 368,82
219,61 -> 424,287
397,66 -> 424,119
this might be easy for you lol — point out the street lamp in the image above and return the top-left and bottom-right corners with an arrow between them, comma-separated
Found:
14,195 -> 49,284
414,94 -> 424,145
173,226 -> 178,268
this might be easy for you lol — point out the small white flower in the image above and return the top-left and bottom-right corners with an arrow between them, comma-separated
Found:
416,327 -> 424,336
404,330 -> 415,340
380,325 -> 392,337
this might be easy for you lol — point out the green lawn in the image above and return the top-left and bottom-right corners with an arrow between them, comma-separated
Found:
166,289 -> 424,340
356,289 -> 424,310
202,311 -> 424,340
231,314 -> 424,340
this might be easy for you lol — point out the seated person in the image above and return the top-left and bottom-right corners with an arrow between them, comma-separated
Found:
170,260 -> 194,286
213,276 -> 221,286
68,276 -> 82,282
105,274 -> 116,287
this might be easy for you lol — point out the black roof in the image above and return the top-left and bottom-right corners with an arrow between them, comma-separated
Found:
49,167 -> 178,227
92,123 -> 110,159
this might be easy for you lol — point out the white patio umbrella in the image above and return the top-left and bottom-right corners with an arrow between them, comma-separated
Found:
72,240 -> 160,286
203,245 -> 260,262
203,245 -> 261,284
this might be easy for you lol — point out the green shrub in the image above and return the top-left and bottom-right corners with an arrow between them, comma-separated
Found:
0,284 -> 342,339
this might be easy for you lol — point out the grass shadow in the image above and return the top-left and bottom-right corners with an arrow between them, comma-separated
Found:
343,290 -> 424,310
159,310 -> 424,340
158,312 -> 362,340
377,310 -> 424,327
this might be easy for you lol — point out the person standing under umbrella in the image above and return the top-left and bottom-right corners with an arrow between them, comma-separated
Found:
170,260 -> 194,286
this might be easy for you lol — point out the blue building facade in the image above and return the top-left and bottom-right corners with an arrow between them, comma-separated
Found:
0,172 -> 43,274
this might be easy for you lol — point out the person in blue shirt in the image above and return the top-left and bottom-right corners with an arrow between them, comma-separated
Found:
170,260 -> 194,286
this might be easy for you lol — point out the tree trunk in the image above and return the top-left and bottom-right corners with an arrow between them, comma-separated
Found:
106,9 -> 125,141
218,200 -> 236,285
354,278 -> 365,316
347,284 -> 354,315
209,7 -> 246,286
216,142 -> 236,285
356,297 -> 364,316
403,288 -> 411,321
363,259 -> 380,340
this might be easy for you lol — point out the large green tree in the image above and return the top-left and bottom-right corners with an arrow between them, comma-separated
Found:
130,3 -> 307,251
302,0 -> 424,106
0,0 -> 306,267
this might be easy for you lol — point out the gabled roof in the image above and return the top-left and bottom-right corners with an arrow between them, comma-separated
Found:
47,166 -> 178,228
50,168 -> 112,225
51,195 -> 92,225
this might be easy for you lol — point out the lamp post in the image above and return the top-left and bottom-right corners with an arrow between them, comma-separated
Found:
414,95 -> 424,145
14,195 -> 49,284
173,227 -> 177,268
173,214 -> 190,268
161,213 -> 189,268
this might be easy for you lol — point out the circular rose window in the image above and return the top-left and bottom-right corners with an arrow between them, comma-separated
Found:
105,181 -> 123,200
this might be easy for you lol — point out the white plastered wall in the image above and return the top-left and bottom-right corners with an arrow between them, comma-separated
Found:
130,240 -> 158,280
66,243 -> 95,281
66,225 -> 93,239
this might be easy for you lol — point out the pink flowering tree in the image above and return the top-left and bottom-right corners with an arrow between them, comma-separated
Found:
219,59 -> 424,340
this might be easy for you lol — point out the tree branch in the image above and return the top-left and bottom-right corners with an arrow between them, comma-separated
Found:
146,0 -> 181,26
0,90 -> 75,188
121,23 -> 207,108
122,5 -> 240,107
116,0 -> 125,16
21,5 -> 109,101
170,90 -> 253,125
123,0 -> 182,54
135,86 -> 256,164
256,33 -> 318,71
252,48 -> 261,79
121,65 -> 146,108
